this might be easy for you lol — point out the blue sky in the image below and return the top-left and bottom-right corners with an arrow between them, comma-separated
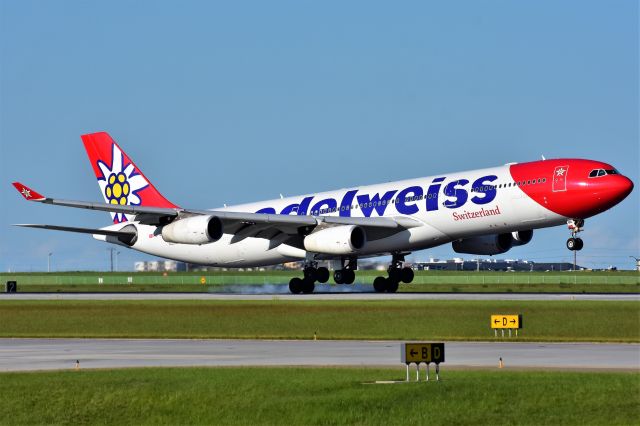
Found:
1,1 -> 638,271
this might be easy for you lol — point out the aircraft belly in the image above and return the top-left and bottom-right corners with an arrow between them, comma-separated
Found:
132,226 -> 294,267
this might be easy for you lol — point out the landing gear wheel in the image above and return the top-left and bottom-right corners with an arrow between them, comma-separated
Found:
289,277 -> 303,294
316,267 -> 330,283
303,267 -> 317,281
574,238 -> 584,251
566,238 -> 577,251
386,279 -> 399,293
344,270 -> 355,285
400,267 -> 414,284
301,278 -> 315,294
333,270 -> 345,284
373,276 -> 387,293
388,268 -> 401,283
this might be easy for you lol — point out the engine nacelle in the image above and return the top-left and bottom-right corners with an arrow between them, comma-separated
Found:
161,215 -> 223,245
452,233 -> 513,255
511,230 -> 533,247
304,225 -> 366,255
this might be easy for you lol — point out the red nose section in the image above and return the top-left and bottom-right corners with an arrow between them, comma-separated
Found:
510,159 -> 634,219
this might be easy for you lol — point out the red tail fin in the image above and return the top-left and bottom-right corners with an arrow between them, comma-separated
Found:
81,132 -> 178,224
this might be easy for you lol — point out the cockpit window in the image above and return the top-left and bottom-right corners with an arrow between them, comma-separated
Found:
589,169 -> 610,178
605,169 -> 618,175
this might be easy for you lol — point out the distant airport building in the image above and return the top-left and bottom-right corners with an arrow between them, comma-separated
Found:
134,260 -> 187,272
413,257 -> 583,272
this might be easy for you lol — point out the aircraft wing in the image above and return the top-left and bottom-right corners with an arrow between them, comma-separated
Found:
12,182 -> 422,240
14,224 -> 138,245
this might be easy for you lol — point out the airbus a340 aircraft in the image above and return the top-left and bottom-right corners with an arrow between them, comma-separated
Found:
13,132 -> 634,294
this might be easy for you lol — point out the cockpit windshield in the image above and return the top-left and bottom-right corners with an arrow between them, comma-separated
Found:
589,168 -> 619,178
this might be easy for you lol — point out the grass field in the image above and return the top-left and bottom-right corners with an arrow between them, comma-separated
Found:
2,270 -> 638,293
1,300 -> 637,342
1,367 -> 638,425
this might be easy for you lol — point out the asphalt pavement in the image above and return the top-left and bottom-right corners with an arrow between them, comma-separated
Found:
0,339 -> 637,372
1,292 -> 638,301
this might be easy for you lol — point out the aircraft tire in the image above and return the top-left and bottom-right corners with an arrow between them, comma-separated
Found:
301,278 -> 315,294
373,276 -> 387,293
400,267 -> 414,283
303,267 -> 317,281
388,268 -> 401,282
333,270 -> 344,284
566,238 -> 576,251
344,270 -> 355,285
385,279 -> 399,293
289,277 -> 303,294
575,238 -> 584,251
316,267 -> 330,283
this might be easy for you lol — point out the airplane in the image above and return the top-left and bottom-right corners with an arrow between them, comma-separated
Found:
13,132 -> 634,294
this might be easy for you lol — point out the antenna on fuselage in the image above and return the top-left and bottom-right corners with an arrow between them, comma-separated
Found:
280,193 -> 284,199
541,155 -> 546,160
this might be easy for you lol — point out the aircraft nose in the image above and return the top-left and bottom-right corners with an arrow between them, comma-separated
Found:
615,175 -> 634,199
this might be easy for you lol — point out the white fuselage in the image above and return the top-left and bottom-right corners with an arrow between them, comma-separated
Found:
98,164 -> 565,266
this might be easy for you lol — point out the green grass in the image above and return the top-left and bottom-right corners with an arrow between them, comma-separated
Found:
2,270 -> 638,293
1,367 -> 638,425
1,300 -> 638,342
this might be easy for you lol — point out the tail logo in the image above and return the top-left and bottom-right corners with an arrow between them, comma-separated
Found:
96,143 -> 149,223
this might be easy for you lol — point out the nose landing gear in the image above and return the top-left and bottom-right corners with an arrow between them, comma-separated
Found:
566,219 -> 584,251
373,253 -> 414,293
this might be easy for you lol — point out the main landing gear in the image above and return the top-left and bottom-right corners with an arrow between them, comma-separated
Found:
373,254 -> 414,293
289,257 -> 357,294
566,219 -> 585,251
333,258 -> 356,285
288,262 -> 330,294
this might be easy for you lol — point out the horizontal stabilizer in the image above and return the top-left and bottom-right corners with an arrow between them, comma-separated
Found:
14,224 -> 136,238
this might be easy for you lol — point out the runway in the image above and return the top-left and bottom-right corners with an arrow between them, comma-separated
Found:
1,339 -> 637,372
1,292 -> 638,301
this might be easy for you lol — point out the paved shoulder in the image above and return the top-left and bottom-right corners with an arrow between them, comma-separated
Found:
1,292 -> 638,301
0,339 -> 637,371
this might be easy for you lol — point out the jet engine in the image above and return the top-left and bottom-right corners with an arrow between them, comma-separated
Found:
452,233 -> 513,255
303,225 -> 366,255
161,215 -> 223,245
511,230 -> 533,246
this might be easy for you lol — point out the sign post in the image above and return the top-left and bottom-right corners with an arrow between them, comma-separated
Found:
401,343 -> 445,381
491,314 -> 523,337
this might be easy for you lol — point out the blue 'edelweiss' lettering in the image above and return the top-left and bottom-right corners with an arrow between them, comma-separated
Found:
357,190 -> 396,217
255,174 -> 499,217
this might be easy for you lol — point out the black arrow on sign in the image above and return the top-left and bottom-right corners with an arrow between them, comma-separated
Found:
510,319 -> 516,324
494,319 -> 500,324
410,349 -> 418,356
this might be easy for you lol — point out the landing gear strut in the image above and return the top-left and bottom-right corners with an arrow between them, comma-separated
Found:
333,258 -> 357,285
373,253 -> 414,293
566,219 -> 585,251
288,260 -> 329,295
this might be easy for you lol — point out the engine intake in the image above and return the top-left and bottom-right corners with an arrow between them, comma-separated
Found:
161,215 -> 223,245
511,230 -> 533,246
452,233 -> 513,255
304,225 -> 366,255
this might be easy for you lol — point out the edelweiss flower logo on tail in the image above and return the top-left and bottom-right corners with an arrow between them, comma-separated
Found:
96,143 -> 149,223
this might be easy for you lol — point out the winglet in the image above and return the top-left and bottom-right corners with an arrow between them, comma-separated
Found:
12,182 -> 46,201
